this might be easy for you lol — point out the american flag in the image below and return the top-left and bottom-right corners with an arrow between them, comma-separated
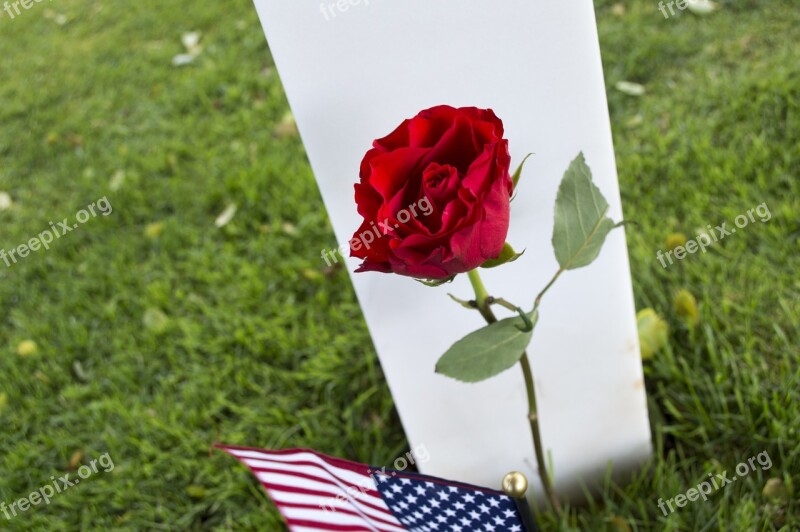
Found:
217,445 -> 530,531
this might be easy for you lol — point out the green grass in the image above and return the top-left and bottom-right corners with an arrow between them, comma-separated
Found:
0,0 -> 797,530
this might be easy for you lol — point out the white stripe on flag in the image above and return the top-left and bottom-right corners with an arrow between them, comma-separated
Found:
242,458 -> 378,495
247,461 -> 376,501
281,505 -> 404,531
256,472 -> 400,527
290,528 -> 375,532
229,449 -> 375,490
269,489 -> 374,509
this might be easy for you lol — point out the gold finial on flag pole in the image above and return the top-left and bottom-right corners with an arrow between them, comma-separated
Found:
502,471 -> 529,498
502,472 -> 539,532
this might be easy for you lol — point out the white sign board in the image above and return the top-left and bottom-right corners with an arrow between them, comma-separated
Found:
252,0 -> 652,503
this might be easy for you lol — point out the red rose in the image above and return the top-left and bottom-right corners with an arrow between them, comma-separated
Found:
350,105 -> 513,279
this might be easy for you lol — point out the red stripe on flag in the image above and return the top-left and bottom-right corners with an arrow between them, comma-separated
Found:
216,445 -> 406,532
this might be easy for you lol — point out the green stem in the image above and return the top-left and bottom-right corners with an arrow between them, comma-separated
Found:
465,269 -> 563,515
467,269 -> 495,324
520,352 -> 563,514
489,297 -> 519,313
532,268 -> 564,314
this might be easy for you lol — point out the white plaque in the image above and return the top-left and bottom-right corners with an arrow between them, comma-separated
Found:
252,0 -> 652,503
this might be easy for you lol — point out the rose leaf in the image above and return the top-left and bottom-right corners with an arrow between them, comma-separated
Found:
552,152 -> 622,270
416,275 -> 456,287
481,243 -> 525,269
511,153 -> 534,191
435,311 -> 538,383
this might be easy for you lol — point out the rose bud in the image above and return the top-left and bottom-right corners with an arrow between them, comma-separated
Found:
350,105 -> 513,280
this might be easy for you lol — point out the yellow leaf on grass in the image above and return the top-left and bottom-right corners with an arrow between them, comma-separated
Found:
637,309 -> 669,360
16,340 -> 38,357
145,222 -> 165,239
674,289 -> 700,325
666,233 -> 687,250
186,485 -> 207,499
68,450 -> 84,470
762,478 -> 787,500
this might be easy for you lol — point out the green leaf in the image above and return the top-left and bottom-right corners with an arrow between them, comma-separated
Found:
415,275 -> 456,287
447,293 -> 476,309
511,153 -> 534,190
481,243 -> 525,269
435,311 -> 538,383
552,152 -> 619,270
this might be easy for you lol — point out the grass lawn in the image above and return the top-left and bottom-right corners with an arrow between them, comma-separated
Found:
0,0 -> 797,530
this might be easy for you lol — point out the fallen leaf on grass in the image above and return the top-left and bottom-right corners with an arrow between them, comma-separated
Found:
214,204 -> 237,228
68,450 -> 84,470
0,191 -> 12,210
607,515 -> 632,532
273,111 -> 298,138
302,268 -> 324,282
109,170 -> 126,191
187,485 -> 207,499
626,114 -> 643,128
72,360 -> 89,383
172,31 -> 203,67
143,308 -> 170,333
16,340 -> 38,357
181,32 -> 202,55
762,478 -> 788,500
281,222 -> 298,236
171,54 -> 197,67
688,0 -> 717,15
145,222 -> 165,239
615,81 -> 646,96
674,289 -> 700,325
637,309 -> 669,360
666,233 -> 687,250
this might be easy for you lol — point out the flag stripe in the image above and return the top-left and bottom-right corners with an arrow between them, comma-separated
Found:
228,449 -> 372,487
266,493 -> 401,529
290,523 -> 381,532
217,446 -> 406,532
282,506 -> 404,530
255,471 -> 398,525
269,500 -> 403,528
243,459 -> 379,497
262,474 -> 393,518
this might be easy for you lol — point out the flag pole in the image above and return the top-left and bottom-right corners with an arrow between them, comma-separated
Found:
502,471 -> 540,532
